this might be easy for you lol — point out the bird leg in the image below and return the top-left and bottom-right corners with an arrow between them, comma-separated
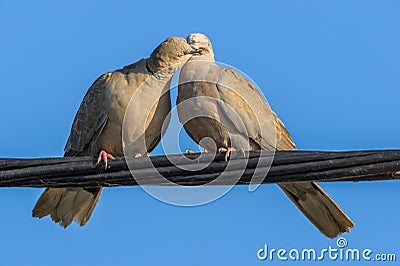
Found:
97,150 -> 115,169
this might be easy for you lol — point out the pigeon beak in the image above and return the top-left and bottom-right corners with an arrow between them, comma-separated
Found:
189,43 -> 200,50
189,48 -> 202,55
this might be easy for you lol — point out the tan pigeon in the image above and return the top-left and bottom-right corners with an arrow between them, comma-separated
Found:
177,33 -> 354,238
32,37 -> 195,228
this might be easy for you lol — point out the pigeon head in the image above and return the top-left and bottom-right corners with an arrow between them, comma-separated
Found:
186,33 -> 214,60
148,36 -> 194,72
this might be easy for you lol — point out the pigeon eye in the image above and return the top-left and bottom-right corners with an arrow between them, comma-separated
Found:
178,52 -> 184,57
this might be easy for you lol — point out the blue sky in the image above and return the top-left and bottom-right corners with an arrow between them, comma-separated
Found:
1,0 -> 399,265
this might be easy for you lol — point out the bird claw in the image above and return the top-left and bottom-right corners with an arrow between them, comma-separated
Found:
97,150 -> 115,169
186,149 -> 197,154
134,152 -> 150,158
185,148 -> 208,154
218,147 -> 236,161
237,147 -> 246,157
218,147 -> 245,161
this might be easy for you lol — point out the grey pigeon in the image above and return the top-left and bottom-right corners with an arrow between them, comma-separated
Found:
177,33 -> 354,238
33,37 -> 194,227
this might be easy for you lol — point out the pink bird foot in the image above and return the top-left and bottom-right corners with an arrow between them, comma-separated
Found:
218,147 -> 245,161
97,150 -> 115,169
